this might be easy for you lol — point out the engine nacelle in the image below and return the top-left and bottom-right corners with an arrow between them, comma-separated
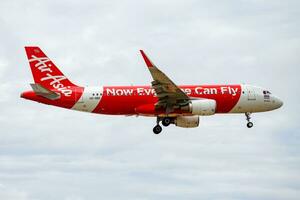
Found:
175,116 -> 199,128
189,99 -> 216,115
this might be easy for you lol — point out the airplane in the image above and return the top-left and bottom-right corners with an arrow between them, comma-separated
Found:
21,47 -> 283,134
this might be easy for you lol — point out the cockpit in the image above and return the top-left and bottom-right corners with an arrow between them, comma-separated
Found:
263,90 -> 271,95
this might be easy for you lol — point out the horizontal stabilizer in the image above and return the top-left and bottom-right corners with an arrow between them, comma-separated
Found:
30,83 -> 61,100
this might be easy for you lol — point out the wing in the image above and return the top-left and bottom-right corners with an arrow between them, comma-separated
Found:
140,50 -> 190,113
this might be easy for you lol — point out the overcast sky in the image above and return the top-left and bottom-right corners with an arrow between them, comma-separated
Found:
0,0 -> 299,199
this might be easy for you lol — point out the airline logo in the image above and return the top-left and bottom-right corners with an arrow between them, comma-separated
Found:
25,47 -> 74,97
28,55 -> 72,96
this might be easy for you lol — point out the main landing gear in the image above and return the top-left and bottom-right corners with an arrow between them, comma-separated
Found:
153,124 -> 162,134
153,117 -> 173,134
245,112 -> 253,128
162,117 -> 172,127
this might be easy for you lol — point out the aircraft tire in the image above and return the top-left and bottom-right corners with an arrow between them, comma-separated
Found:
153,125 -> 162,134
247,122 -> 253,128
162,118 -> 171,127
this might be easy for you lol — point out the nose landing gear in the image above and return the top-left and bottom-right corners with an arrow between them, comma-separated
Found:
245,112 -> 253,128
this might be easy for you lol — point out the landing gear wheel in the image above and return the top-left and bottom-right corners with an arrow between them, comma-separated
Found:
162,118 -> 171,127
153,125 -> 162,134
245,112 -> 253,128
247,122 -> 253,128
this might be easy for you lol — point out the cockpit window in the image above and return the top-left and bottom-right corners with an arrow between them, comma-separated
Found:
263,90 -> 271,95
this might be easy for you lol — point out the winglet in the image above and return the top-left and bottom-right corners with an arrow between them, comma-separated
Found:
140,50 -> 155,68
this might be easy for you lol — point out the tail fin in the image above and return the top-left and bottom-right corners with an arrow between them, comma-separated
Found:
25,47 -> 76,94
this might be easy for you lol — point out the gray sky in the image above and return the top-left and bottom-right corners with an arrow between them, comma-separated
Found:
0,0 -> 299,199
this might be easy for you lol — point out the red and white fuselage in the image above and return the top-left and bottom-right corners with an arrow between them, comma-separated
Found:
22,84 -> 282,115
21,47 -> 283,133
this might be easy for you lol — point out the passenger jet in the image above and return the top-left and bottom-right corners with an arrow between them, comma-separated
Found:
21,47 -> 283,134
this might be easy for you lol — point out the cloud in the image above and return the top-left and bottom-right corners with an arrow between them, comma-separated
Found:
0,183 -> 29,200
0,0 -> 299,199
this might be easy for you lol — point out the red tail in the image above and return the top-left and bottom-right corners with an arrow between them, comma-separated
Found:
25,46 -> 76,96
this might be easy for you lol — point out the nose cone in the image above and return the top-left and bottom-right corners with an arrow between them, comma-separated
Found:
273,96 -> 283,109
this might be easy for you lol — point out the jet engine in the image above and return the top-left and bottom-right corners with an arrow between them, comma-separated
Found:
175,116 -> 199,128
188,99 -> 216,115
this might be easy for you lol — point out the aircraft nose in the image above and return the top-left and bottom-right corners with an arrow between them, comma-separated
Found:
274,96 -> 283,109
